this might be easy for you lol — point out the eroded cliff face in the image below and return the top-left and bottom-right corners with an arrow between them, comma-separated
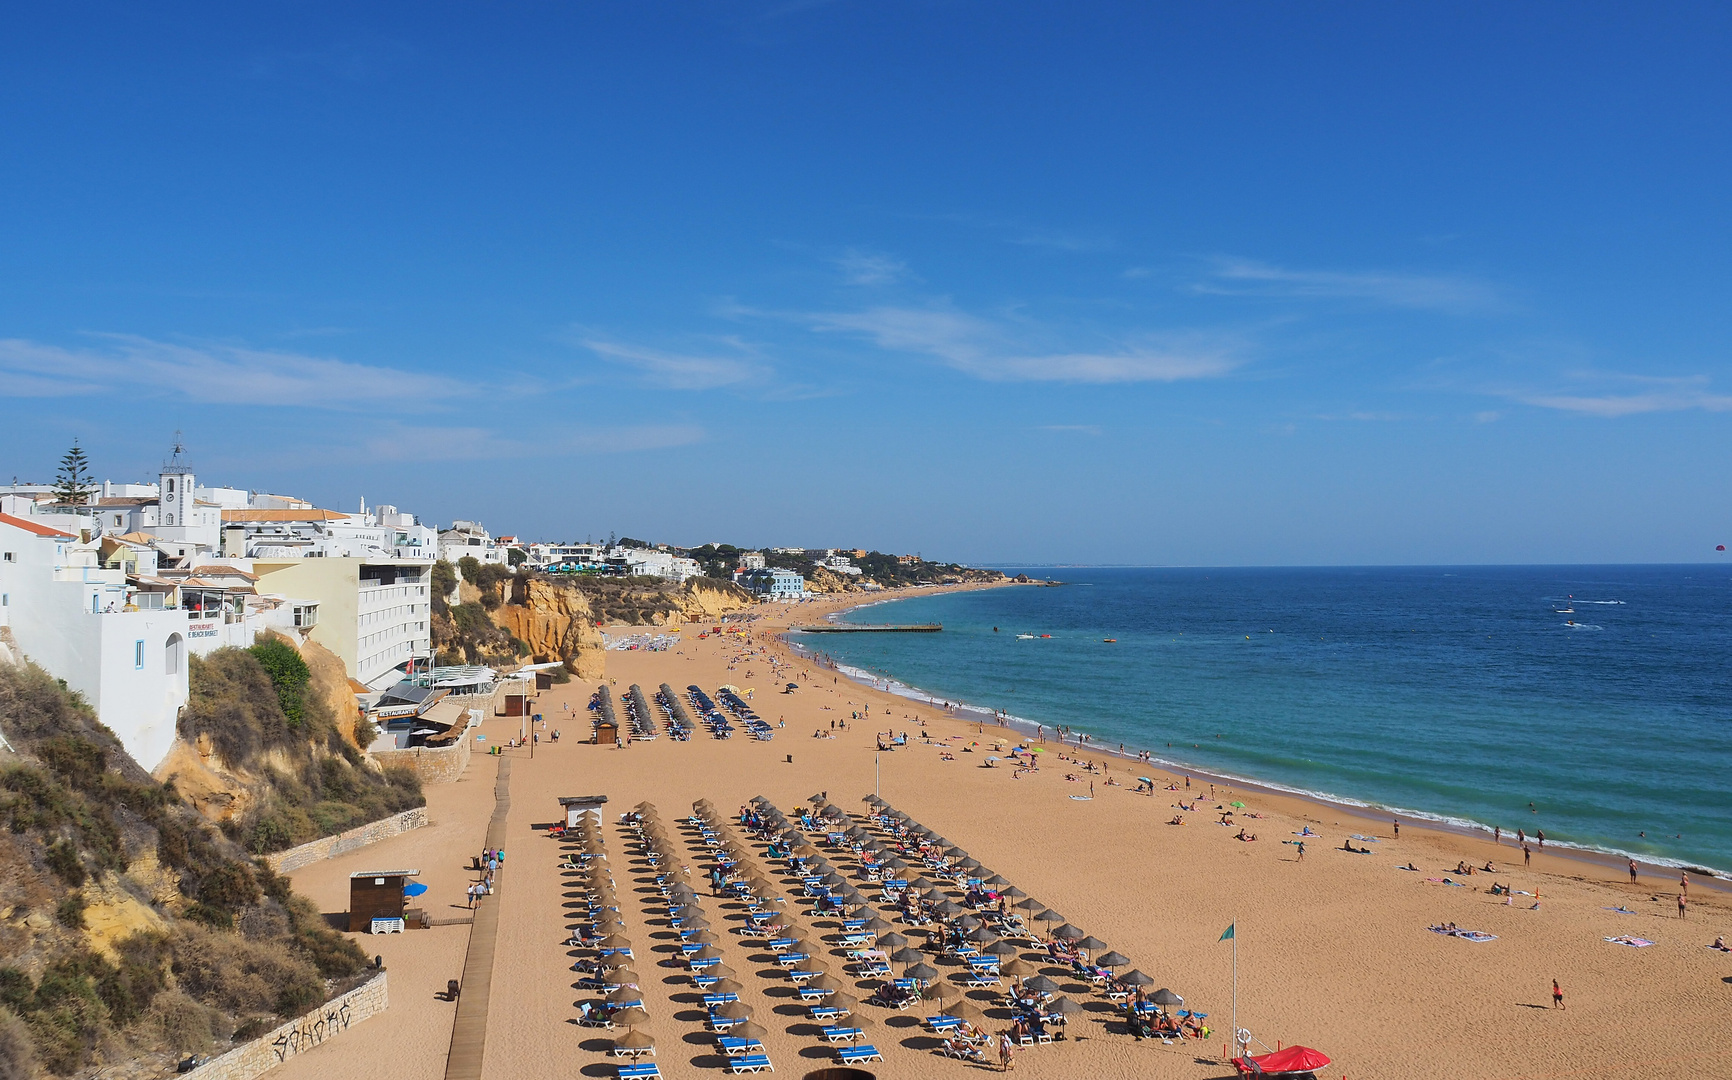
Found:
677,577 -> 756,621
489,577 -> 607,679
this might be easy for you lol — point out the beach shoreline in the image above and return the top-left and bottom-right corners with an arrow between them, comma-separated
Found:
786,583 -> 1732,890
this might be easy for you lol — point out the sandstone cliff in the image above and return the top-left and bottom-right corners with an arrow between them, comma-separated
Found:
676,577 -> 756,621
487,576 -> 607,679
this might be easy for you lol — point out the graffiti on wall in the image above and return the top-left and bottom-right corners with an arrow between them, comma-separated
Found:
270,1000 -> 353,1061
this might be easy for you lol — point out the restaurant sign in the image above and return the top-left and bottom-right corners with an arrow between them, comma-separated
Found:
188,621 -> 219,640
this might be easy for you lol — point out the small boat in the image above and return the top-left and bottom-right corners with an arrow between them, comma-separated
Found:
1038,634 -> 1052,639
1103,638 -> 1117,643
1016,634 -> 1035,640
1555,594 -> 1574,614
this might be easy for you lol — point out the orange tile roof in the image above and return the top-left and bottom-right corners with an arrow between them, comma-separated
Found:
221,508 -> 350,523
0,512 -> 76,539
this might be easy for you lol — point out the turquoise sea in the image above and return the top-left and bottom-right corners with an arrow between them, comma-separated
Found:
789,567 -> 1732,877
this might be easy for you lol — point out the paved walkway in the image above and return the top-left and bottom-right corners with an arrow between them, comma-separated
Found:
444,756 -> 512,1080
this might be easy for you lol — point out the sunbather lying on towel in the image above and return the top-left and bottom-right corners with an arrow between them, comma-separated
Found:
1168,815 -> 1185,825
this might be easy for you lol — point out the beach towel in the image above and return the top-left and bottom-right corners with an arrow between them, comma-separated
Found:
1605,936 -> 1654,948
1349,834 -> 1380,842
1395,865 -> 1419,871
1069,796 -> 1093,801
1429,926 -> 1496,942
1603,906 -> 1636,914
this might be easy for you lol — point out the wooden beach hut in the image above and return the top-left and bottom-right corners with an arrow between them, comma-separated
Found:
349,869 -> 420,932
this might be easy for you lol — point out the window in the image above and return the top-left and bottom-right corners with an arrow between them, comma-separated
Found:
135,641 -> 145,669
165,514 -> 174,526
2,594 -> 8,607
164,634 -> 182,675
165,478 -> 175,495
2,552 -> 12,562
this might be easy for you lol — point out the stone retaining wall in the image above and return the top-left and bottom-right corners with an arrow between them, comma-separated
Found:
374,732 -> 473,784
266,807 -> 428,874
183,972 -> 387,1080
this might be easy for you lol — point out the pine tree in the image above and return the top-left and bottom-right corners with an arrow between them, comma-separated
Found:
53,440 -> 94,505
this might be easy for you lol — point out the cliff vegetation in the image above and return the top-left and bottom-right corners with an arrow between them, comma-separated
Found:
0,661 -> 371,1080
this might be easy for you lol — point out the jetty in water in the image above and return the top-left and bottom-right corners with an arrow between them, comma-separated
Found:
789,623 -> 942,633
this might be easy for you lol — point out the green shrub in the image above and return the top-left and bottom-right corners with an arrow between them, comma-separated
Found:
247,638 -> 310,730
44,840 -> 84,887
54,895 -> 85,930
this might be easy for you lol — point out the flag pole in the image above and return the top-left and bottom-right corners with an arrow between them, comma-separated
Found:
1231,917 -> 1238,1058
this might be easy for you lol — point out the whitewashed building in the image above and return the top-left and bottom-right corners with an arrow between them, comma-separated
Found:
0,512 -> 189,771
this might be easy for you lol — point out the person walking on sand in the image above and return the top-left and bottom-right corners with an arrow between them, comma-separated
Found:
1552,980 -> 1564,1009
1523,844 -> 1531,867
998,1032 -> 1014,1071
1678,893 -> 1687,919
1629,859 -> 1639,884
1296,840 -> 1305,861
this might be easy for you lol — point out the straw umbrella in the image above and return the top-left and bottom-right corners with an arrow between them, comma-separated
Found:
877,931 -> 910,950
984,940 -> 1019,958
603,968 -> 639,987
906,962 -> 939,985
1120,969 -> 1155,988
1024,975 -> 1059,997
830,1012 -> 873,1044
942,998 -> 985,1022
862,916 -> 891,932
1076,935 -> 1109,954
923,981 -> 963,1002
691,945 -> 723,961
732,1020 -> 768,1040
599,933 -> 633,950
600,952 -> 632,970
611,1030 -> 654,1057
807,974 -> 844,995
1053,924 -> 1087,943
1048,996 -> 1085,1021
714,1001 -> 753,1020
605,986 -> 641,1005
707,963 -> 737,980
1001,886 -> 1027,899
612,1006 -> 651,1028
1001,958 -> 1038,980
711,978 -> 744,996
1096,951 -> 1132,971
890,947 -> 925,969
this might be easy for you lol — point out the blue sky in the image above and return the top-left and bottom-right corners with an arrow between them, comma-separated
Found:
2,3 -> 1730,565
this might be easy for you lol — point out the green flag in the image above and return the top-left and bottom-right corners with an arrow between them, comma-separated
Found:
1219,923 -> 1235,942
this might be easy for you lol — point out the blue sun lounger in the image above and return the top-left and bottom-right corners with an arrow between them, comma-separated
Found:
726,1053 -> 773,1074
836,1046 -> 883,1064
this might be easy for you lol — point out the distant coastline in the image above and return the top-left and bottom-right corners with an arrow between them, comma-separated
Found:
785,577 -> 1732,887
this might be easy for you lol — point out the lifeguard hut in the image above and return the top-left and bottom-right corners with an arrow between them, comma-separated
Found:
557,795 -> 609,828
349,868 -> 420,932
594,718 -> 618,745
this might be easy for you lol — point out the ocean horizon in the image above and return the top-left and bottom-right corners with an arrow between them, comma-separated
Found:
790,565 -> 1732,877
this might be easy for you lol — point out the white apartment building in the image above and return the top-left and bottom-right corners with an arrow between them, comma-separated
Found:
738,551 -> 767,570
438,520 -> 510,566
0,513 -> 189,771
821,554 -> 862,576
247,558 -> 432,687
605,546 -> 701,582
531,542 -> 605,570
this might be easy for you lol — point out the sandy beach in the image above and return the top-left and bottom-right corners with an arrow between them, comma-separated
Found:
276,587 -> 1732,1080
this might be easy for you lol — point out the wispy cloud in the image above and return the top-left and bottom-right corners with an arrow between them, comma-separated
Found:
1005,225 -> 1115,252
579,337 -> 770,390
832,249 -> 909,286
0,335 -> 463,407
806,304 -> 1239,384
1497,372 -> 1732,418
355,422 -> 705,463
1197,257 -> 1501,313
